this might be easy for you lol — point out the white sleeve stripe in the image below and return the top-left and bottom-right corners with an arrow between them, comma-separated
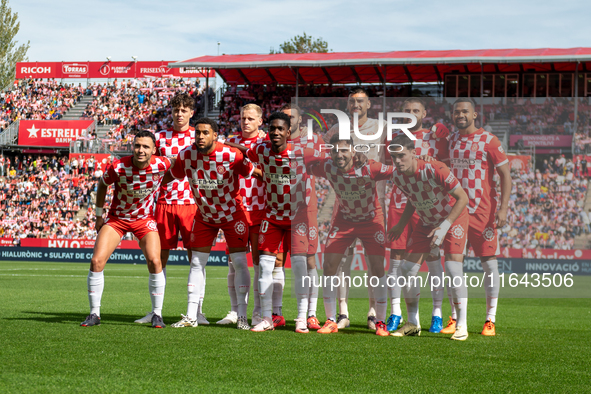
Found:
495,159 -> 509,168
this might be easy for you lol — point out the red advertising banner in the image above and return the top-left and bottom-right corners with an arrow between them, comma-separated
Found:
21,238 -> 140,249
501,248 -> 591,260
509,135 -> 573,148
68,153 -> 113,172
0,238 -> 15,246
18,120 -> 94,147
16,61 -> 215,79
507,155 -> 531,171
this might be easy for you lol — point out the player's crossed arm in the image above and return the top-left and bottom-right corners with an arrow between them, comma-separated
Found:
387,201 -> 415,242
427,184 -> 468,249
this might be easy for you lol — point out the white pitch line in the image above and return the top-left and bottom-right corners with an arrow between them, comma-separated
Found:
0,273 -> 231,279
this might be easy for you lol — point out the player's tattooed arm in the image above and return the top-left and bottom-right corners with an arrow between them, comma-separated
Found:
94,179 -> 108,232
159,171 -> 175,188
495,162 -> 512,228
224,141 -> 248,153
252,168 -> 264,181
387,201 -> 415,242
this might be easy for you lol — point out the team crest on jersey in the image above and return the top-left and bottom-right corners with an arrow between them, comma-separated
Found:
357,178 -> 365,186
423,184 -> 432,192
471,143 -> 479,152
374,231 -> 385,245
309,226 -> 318,240
483,227 -> 495,241
407,237 -> 413,247
289,160 -> 298,169
258,234 -> 265,245
451,224 -> 465,239
153,174 -> 160,182
146,220 -> 158,232
422,141 -> 430,149
217,165 -> 226,175
295,223 -> 308,236
234,221 -> 246,235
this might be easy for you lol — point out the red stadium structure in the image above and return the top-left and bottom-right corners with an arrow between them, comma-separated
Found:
170,47 -> 591,97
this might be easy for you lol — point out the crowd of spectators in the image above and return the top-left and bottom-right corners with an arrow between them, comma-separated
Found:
81,78 -> 205,144
500,156 -> 588,250
0,154 -> 107,243
0,79 -> 83,130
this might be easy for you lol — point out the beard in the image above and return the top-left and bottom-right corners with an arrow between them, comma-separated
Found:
196,141 -> 214,154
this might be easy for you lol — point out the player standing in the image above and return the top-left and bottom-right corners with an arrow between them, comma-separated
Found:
309,136 -> 390,336
246,112 -> 311,333
386,98 -> 450,333
81,130 -> 170,328
324,88 -> 387,330
442,98 -> 512,336
387,134 -> 470,340
167,118 -> 255,330
281,103 -> 323,330
218,104 -> 267,326
134,93 -> 205,325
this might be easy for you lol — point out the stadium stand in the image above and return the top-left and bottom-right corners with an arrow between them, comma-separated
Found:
0,79 -> 83,131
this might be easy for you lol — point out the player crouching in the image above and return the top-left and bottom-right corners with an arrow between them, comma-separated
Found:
387,134 -> 470,341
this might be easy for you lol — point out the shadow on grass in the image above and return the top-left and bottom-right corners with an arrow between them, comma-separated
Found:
8,311 -> 155,325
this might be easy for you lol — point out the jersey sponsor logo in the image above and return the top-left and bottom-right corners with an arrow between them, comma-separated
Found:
191,177 -> 224,190
413,197 -> 438,210
498,146 -> 505,154
450,158 -> 476,169
309,226 -> 318,240
146,220 -> 158,231
295,222 -> 308,236
380,164 -> 388,173
483,226 -> 496,241
268,172 -> 294,185
217,165 -> 226,175
131,187 -> 156,198
374,230 -> 385,245
234,220 -> 246,235
338,190 -> 366,201
451,224 -> 465,239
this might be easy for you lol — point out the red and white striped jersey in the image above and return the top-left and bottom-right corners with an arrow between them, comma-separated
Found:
389,128 -> 449,209
290,131 -> 327,212
310,158 -> 392,222
246,141 -> 311,222
225,131 -> 267,212
171,142 -> 254,224
154,127 -> 195,205
391,159 -> 460,226
448,128 -> 508,214
102,155 -> 171,220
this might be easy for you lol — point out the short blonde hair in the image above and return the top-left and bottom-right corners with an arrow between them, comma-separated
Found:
240,104 -> 263,118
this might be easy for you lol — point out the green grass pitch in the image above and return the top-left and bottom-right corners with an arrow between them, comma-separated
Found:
1,261 -> 590,393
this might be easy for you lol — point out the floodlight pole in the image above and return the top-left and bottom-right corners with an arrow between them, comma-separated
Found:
480,62 -> 484,128
574,61 -> 579,137
382,65 -> 386,117
295,67 -> 299,106
204,68 -> 209,117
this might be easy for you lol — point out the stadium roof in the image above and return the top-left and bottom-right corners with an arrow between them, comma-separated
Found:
170,47 -> 591,85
